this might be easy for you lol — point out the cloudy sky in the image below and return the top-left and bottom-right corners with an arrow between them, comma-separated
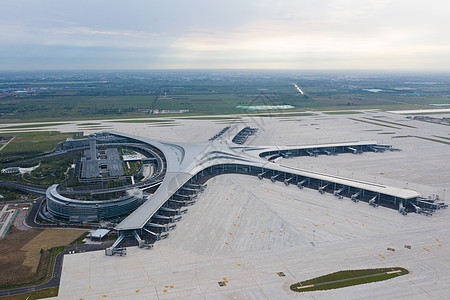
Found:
1,0 -> 449,70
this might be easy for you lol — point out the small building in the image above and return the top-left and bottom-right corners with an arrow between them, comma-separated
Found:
1,167 -> 20,174
89,229 -> 111,241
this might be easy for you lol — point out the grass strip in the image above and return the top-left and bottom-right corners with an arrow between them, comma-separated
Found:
363,117 -> 416,128
174,116 -> 241,120
77,123 -> 101,126
412,136 -> 450,145
323,111 -> 363,115
433,135 -> 450,141
349,118 -> 400,129
0,287 -> 59,300
291,267 -> 408,292
1,123 -> 68,130
110,119 -> 176,123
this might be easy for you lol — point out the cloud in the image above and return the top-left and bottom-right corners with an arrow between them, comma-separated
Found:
0,0 -> 449,70
59,27 -> 152,38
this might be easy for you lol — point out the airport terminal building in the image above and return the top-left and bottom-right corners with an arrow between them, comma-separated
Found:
46,185 -> 145,222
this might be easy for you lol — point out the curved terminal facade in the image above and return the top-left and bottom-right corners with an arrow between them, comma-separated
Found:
46,184 -> 144,222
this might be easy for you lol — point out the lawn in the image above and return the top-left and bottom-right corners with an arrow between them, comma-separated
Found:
0,287 -> 59,300
290,267 -> 409,292
0,132 -> 79,165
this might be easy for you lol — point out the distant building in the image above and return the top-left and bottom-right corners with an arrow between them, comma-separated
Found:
89,135 -> 97,160
1,167 -> 20,174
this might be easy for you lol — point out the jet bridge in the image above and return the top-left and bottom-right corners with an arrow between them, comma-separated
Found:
318,184 -> 329,194
271,174 -> 280,182
297,179 -> 309,189
333,187 -> 344,199
258,170 -> 269,180
284,177 -> 294,186
351,191 -> 361,202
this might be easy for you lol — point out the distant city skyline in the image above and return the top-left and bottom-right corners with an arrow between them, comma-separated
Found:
1,0 -> 450,71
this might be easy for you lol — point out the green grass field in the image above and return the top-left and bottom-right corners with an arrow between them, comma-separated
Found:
0,287 -> 58,300
0,132 -> 80,166
290,267 -> 409,292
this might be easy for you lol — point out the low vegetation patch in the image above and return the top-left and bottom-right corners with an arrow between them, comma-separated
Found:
433,135 -> 450,141
0,286 -> 59,300
323,111 -> 363,115
0,132 -> 79,165
1,123 -> 68,130
412,136 -> 450,145
0,227 -> 86,289
111,119 -> 175,123
0,186 -> 34,202
363,117 -> 416,128
77,123 -> 101,126
349,118 -> 400,129
290,267 -> 408,292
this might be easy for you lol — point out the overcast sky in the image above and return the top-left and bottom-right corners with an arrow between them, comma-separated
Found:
1,0 -> 449,70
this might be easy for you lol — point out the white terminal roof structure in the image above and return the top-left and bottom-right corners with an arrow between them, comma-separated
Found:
90,229 -> 110,239
110,129 -> 420,232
